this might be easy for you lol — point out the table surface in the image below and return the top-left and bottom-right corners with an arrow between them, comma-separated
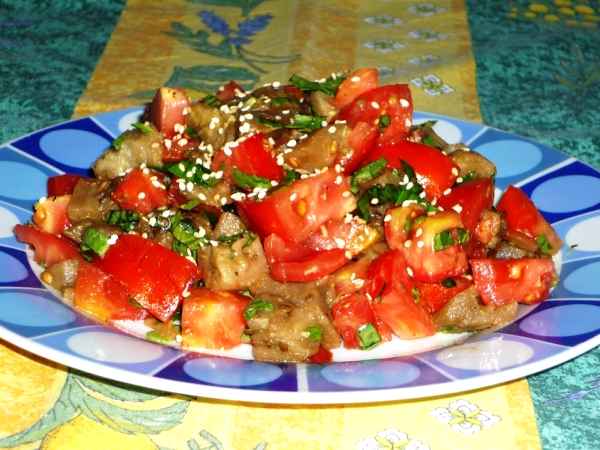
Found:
1,1 -> 600,449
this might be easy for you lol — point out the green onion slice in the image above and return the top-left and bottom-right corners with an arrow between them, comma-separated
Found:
357,323 -> 381,350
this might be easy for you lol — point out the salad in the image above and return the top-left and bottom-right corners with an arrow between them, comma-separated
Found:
14,68 -> 561,363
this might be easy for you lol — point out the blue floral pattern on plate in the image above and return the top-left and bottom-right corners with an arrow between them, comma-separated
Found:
0,110 -> 598,404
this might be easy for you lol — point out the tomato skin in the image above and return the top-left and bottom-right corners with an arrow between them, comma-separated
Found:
181,288 -> 249,350
96,234 -> 200,322
33,195 -> 71,235
471,258 -> 557,306
364,141 -> 457,199
384,204 -> 425,250
47,174 -> 82,196
215,80 -> 244,103
415,277 -> 472,314
334,68 -> 379,109
212,133 -> 283,182
263,233 -> 316,264
162,136 -> 199,163
339,121 -> 379,175
309,346 -> 333,363
14,224 -> 79,266
437,178 -> 494,231
74,262 -> 148,323
151,87 -> 190,137
269,249 -> 347,282
332,256 -> 374,296
238,169 -> 356,244
496,186 -> 562,255
331,293 -> 381,348
338,84 -> 413,138
111,169 -> 169,215
401,212 -> 469,283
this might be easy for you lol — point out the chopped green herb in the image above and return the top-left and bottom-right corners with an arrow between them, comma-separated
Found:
289,73 -> 345,96
107,209 -> 139,232
536,234 -> 553,254
165,159 -> 219,188
202,94 -> 220,107
438,326 -> 467,334
170,214 -> 207,258
401,160 -> 416,180
112,134 -> 125,151
357,323 -> 381,350
459,171 -> 477,184
305,325 -> 323,342
185,126 -> 200,139
145,330 -> 173,345
350,158 -> 387,193
242,232 -> 257,248
378,114 -> 391,130
180,199 -> 201,210
421,135 -> 436,147
456,228 -> 470,245
433,230 -> 454,252
232,168 -> 272,190
132,122 -> 153,134
441,278 -> 457,288
255,116 -> 282,128
271,96 -> 298,106
244,299 -> 274,320
282,169 -> 300,185
404,216 -> 413,233
287,114 -> 325,132
216,231 -> 255,246
411,287 -> 421,303
81,227 -> 110,257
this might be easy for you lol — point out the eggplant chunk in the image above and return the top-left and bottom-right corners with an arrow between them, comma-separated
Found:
93,127 -> 162,179
187,102 -> 236,150
450,149 -> 496,179
67,179 -> 116,222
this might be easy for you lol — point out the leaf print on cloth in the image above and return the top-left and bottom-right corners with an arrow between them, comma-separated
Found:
407,30 -> 448,42
364,15 -> 403,28
431,399 -> 500,435
407,3 -> 447,17
0,372 -> 188,449
411,74 -> 454,96
356,429 -> 429,450
363,39 -> 405,53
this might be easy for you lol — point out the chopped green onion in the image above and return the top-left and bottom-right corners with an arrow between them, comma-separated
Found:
282,169 -> 300,186
185,126 -> 200,139
350,158 -> 387,193
401,160 -> 416,180
112,134 -> 125,151
459,171 -> 477,184
536,234 -> 553,254
202,94 -> 220,107
81,227 -> 110,257
357,323 -> 381,350
438,325 -> 466,334
421,135 -> 436,147
441,278 -> 457,288
287,114 -> 325,132
289,73 -> 345,96
170,214 -> 207,258
242,232 -> 257,248
305,325 -> 323,342
216,232 -> 245,245
145,330 -> 173,344
132,122 -> 153,134
433,230 -> 454,252
244,299 -> 274,320
411,287 -> 421,303
165,160 -> 219,187
404,216 -> 413,233
456,228 -> 470,245
255,116 -> 282,128
180,199 -> 200,210
271,96 -> 298,106
378,114 -> 391,130
232,168 -> 272,190
106,209 -> 139,232
172,219 -> 197,245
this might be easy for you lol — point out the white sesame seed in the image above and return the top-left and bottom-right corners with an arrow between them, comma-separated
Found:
257,190 -> 267,200
344,213 -> 353,223
451,167 -> 459,176
276,154 -> 284,166
281,109 -> 290,115
406,182 -> 414,190
149,217 -> 157,226
345,250 -> 353,259
334,164 -> 343,173
321,120 -> 328,127
384,214 -> 392,222
419,191 -> 426,199
443,188 -> 452,196
404,239 -> 412,248
287,139 -> 297,147
351,76 -> 360,82
417,240 -> 425,248
370,101 -> 380,109
405,118 -> 412,128
271,180 -> 278,187
244,113 -> 254,120
406,266 -> 414,277
164,139 -> 172,149
400,98 -> 410,108
456,177 -> 464,183
231,192 -> 246,201
142,232 -> 148,239
289,192 -> 298,201
138,192 -> 146,200
335,175 -> 343,185
342,191 -> 352,198
217,127 -> 224,135
239,122 -> 251,134
452,204 -> 463,213
334,238 -> 346,248
186,181 -> 194,192
415,228 -> 423,238
220,197 -> 228,205
224,147 -> 233,157
174,123 -> 185,134
151,142 -> 159,148
272,81 -> 281,88
268,137 -> 276,146
198,193 -> 207,201
107,234 -> 118,245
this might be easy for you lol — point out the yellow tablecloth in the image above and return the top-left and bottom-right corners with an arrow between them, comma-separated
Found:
0,1 -> 542,449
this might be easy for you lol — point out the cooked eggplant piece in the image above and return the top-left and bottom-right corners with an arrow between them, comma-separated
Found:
187,102 -> 236,150
67,179 -> 116,222
450,149 -> 496,179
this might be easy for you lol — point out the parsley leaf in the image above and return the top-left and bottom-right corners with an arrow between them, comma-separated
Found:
351,158 -> 387,193
232,168 -> 272,190
289,73 -> 345,96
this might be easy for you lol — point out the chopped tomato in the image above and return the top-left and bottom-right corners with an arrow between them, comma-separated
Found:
162,136 -> 199,163
309,346 -> 333,364
338,121 -> 379,175
400,211 -> 469,282
332,256 -> 374,296
372,287 -> 436,339
364,141 -> 457,199
74,262 -> 148,323
364,250 -> 413,299
437,178 -> 494,231
111,169 -> 169,215
181,288 -> 249,350
238,169 -> 356,243
14,224 -> 79,266
151,87 -> 190,136
331,293 -> 387,348
215,80 -> 244,103
212,133 -> 283,182
384,204 -> 425,250
269,249 -> 347,282
303,217 -> 379,256
33,195 -> 70,234
47,174 -> 82,196
334,68 -> 379,109
471,258 -> 557,306
415,277 -> 472,314
96,234 -> 200,321
263,233 -> 316,264
496,186 -> 562,255
338,84 -> 413,141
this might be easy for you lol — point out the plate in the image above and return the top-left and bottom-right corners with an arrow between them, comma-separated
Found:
1,108 -> 599,405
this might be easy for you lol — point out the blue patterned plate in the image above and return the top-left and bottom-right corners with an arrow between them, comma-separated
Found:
1,109 -> 599,404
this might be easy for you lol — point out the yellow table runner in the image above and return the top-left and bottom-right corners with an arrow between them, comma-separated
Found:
1,1 -> 541,449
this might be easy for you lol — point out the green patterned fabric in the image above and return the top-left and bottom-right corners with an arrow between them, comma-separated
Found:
0,0 -> 125,144
467,1 -> 600,448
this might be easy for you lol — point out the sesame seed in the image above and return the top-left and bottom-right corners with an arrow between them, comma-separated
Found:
345,250 -> 353,259
289,192 -> 298,201
138,192 -> 146,199
220,197 -> 228,205
406,182 -> 414,190
244,113 -> 254,120
107,234 -> 118,245
334,164 -> 342,173
404,240 -> 412,248
342,191 -> 352,198
451,167 -> 459,176
406,266 -> 414,277
198,193 -> 207,201
239,122 -> 251,134
405,118 -> 412,128
456,177 -> 464,183
281,109 -> 290,115
384,214 -> 392,222
186,181 -> 194,192
335,175 -> 343,185
417,240 -> 425,248
287,139 -> 297,147
217,127 -> 224,135
351,76 -> 360,82
268,137 -> 276,146
370,101 -> 380,109
257,190 -> 267,200
334,238 -> 346,248
174,123 -> 185,134
164,139 -> 172,149
415,228 -> 423,238
231,192 -> 246,202
151,142 -> 159,148
452,204 -> 463,213
419,191 -> 426,199
149,217 -> 157,226
224,147 -> 233,156
272,81 -> 281,88
328,125 -> 337,134
400,98 -> 410,108
276,154 -> 284,166
142,232 -> 148,239
402,199 -> 417,207
321,120 -> 328,127
175,334 -> 183,343
443,188 -> 452,196
344,213 -> 353,223
271,180 -> 278,187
